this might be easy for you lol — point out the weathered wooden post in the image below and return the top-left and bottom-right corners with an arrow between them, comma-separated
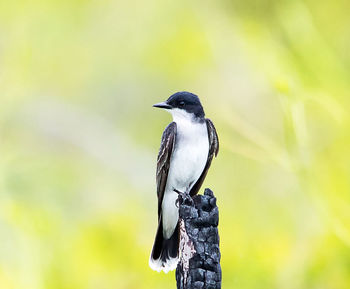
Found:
176,188 -> 221,289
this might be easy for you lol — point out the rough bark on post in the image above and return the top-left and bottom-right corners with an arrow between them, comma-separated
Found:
176,188 -> 221,289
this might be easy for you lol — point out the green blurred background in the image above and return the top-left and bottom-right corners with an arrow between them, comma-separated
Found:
1,0 -> 350,288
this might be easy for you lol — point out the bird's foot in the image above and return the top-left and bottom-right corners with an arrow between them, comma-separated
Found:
174,189 -> 184,208
175,189 -> 194,208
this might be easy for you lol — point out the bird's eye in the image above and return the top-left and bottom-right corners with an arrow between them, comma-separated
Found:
179,101 -> 185,107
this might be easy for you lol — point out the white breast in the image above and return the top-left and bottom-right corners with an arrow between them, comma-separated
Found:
167,120 -> 209,192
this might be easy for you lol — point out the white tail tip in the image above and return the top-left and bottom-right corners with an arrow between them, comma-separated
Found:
149,256 -> 179,273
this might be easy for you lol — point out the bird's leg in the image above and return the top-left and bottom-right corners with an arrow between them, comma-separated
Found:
174,189 -> 183,195
174,189 -> 185,208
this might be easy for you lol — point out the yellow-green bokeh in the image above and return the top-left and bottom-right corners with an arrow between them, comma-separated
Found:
1,0 -> 350,288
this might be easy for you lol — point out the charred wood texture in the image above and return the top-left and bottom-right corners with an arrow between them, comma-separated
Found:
176,188 -> 221,289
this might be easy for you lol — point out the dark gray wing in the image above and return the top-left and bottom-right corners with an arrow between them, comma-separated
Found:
156,122 -> 177,218
189,118 -> 219,196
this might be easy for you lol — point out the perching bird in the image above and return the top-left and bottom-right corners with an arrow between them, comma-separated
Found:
149,91 -> 219,273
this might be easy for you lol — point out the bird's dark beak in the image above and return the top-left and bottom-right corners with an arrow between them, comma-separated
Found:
153,101 -> 172,109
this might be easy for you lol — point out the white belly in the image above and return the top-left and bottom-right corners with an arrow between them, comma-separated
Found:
162,120 -> 209,239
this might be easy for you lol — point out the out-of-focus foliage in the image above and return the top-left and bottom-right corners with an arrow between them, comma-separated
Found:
1,0 -> 350,288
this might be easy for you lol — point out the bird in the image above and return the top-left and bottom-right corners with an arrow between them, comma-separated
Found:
149,91 -> 219,273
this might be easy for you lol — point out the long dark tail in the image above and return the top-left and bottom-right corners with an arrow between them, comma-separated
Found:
149,216 -> 179,273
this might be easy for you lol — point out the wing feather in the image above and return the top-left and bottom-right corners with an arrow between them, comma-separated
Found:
156,122 -> 177,218
189,118 -> 219,196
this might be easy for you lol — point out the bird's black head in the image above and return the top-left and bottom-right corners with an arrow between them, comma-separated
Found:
153,91 -> 205,120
